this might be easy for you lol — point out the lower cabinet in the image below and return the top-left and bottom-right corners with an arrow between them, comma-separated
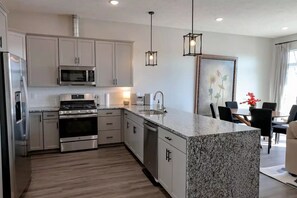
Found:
158,128 -> 186,198
29,111 -> 59,151
98,109 -> 122,144
29,113 -> 44,151
123,110 -> 144,163
43,118 -> 59,149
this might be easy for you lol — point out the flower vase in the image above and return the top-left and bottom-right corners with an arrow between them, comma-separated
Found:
249,105 -> 256,112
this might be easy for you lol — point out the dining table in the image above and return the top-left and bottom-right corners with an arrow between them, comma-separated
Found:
231,108 -> 289,126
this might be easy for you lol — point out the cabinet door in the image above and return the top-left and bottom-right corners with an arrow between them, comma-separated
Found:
8,31 -> 26,59
158,138 -> 172,193
27,35 -> 59,87
95,41 -> 114,86
172,147 -> 186,198
77,39 -> 95,66
29,113 -> 43,151
43,119 -> 59,150
115,42 -> 133,87
133,123 -> 144,163
0,8 -> 7,51
58,38 -> 77,66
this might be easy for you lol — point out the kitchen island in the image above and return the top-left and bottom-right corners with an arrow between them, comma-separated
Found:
99,105 -> 260,198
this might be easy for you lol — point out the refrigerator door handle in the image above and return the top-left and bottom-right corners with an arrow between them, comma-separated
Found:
22,76 -> 29,140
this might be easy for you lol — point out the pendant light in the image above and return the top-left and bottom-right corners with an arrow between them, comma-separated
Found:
145,11 -> 157,66
183,0 -> 202,56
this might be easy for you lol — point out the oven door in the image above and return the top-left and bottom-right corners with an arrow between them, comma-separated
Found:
59,66 -> 96,86
59,114 -> 98,142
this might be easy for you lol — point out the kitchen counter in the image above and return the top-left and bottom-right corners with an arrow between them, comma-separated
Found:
99,105 -> 260,198
29,107 -> 59,113
98,105 -> 258,139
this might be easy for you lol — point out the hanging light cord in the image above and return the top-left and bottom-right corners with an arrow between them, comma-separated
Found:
150,12 -> 153,52
192,0 -> 194,35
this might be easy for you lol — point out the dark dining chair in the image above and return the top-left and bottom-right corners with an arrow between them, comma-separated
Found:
250,108 -> 273,154
273,105 -> 297,144
218,106 -> 234,123
210,103 -> 217,119
262,102 -> 277,111
225,101 -> 241,123
225,101 -> 238,109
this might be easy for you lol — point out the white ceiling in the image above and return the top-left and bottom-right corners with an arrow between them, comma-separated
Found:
6,0 -> 297,38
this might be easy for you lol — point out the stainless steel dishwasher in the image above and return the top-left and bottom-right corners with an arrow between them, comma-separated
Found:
143,121 -> 158,183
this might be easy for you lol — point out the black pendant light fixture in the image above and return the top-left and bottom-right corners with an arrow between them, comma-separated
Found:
183,0 -> 202,56
145,11 -> 157,66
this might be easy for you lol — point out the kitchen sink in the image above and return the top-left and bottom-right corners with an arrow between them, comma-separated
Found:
138,109 -> 165,115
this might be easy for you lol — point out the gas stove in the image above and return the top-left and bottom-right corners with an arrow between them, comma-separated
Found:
59,94 -> 98,116
58,94 -> 98,152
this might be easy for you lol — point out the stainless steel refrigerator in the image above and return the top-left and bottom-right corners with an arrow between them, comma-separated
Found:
0,52 -> 31,198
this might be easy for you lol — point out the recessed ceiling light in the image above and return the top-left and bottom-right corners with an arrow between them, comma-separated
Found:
216,18 -> 223,22
282,27 -> 288,30
109,0 -> 119,5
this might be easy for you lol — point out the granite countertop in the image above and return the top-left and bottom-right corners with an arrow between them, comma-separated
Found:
29,107 -> 60,112
29,105 -> 257,139
98,105 -> 258,139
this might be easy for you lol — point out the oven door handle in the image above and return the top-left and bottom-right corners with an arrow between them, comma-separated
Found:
59,114 -> 98,119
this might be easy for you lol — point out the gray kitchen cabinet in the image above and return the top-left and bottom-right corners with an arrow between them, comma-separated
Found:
158,127 -> 186,198
95,41 -> 133,87
123,110 -> 143,163
29,113 -> 44,151
115,42 -> 133,87
8,31 -> 26,59
59,38 -> 95,66
0,3 -> 8,52
43,112 -> 59,150
26,35 -> 59,87
29,112 -> 60,151
98,110 -> 122,145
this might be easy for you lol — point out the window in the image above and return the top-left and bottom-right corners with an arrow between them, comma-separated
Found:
281,49 -> 297,113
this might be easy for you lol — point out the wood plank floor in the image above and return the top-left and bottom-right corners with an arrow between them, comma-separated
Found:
24,141 -> 297,198
24,146 -> 169,198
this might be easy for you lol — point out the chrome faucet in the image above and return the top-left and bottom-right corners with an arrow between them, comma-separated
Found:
153,91 -> 166,112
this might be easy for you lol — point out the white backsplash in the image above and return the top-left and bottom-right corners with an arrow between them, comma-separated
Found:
28,87 -> 131,107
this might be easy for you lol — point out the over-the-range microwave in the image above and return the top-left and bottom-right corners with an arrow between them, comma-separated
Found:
58,66 -> 96,86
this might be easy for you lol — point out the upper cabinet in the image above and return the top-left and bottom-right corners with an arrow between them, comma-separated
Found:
96,41 -> 133,87
0,4 -> 8,52
27,35 -> 59,87
8,31 -> 26,59
59,38 -> 95,67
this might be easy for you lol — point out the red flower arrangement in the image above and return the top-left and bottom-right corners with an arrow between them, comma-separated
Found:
240,92 -> 261,107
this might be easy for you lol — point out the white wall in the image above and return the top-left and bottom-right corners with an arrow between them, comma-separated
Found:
8,11 -> 273,112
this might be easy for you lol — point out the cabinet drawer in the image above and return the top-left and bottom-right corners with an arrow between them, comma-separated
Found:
158,127 -> 186,153
98,116 -> 121,130
43,112 -> 59,120
99,130 -> 121,144
124,110 -> 143,125
98,109 -> 121,117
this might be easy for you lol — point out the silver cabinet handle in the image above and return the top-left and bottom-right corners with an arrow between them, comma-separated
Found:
106,136 -> 113,139
56,121 -> 59,129
78,57 -> 80,64
106,112 -> 113,115
106,123 -> 113,125
127,122 -> 129,129
133,126 -> 136,134
39,115 -> 42,122
167,150 -> 172,162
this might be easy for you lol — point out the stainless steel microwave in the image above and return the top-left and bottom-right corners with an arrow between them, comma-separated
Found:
58,66 -> 96,86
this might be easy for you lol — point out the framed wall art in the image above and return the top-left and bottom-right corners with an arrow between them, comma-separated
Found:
194,54 -> 237,115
